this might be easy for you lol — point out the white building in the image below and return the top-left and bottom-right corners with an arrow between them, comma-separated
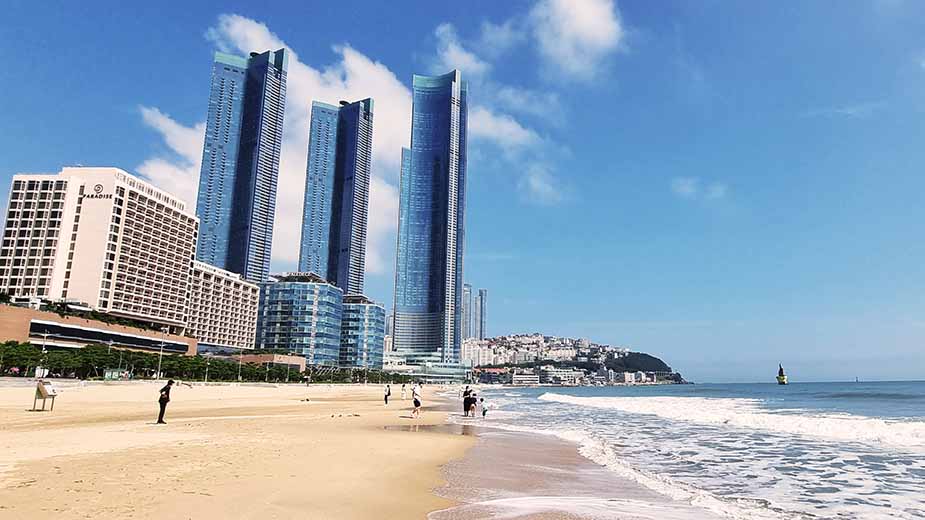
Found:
0,168 -> 198,332
187,261 -> 259,351
511,371 -> 540,385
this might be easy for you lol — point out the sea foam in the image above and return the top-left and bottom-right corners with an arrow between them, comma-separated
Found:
538,393 -> 925,452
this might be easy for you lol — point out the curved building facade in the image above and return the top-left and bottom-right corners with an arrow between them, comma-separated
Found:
340,295 -> 385,369
256,273 -> 342,366
393,70 -> 468,365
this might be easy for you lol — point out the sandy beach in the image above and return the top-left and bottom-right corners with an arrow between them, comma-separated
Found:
0,380 -> 473,519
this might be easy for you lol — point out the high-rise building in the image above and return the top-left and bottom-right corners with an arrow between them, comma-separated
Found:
475,288 -> 488,340
298,99 -> 373,295
0,168 -> 198,332
393,70 -> 468,366
195,49 -> 288,283
461,283 -> 472,340
340,294 -> 385,369
255,272 -> 342,366
187,261 -> 260,351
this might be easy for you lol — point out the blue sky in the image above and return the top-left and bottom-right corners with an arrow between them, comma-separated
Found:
2,1 -> 924,382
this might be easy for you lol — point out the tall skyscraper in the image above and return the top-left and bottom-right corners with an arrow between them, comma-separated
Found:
393,70 -> 468,366
298,99 -> 373,295
461,283 -> 473,340
196,49 -> 288,283
475,288 -> 488,340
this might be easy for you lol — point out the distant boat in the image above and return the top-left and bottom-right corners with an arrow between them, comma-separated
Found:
777,364 -> 788,385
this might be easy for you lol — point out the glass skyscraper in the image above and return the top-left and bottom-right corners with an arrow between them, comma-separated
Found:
298,99 -> 373,295
196,49 -> 288,283
461,283 -> 472,340
393,70 -> 468,366
475,288 -> 487,340
256,272 -> 343,366
340,295 -> 385,369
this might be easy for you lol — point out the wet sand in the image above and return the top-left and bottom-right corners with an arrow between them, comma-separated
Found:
428,426 -> 721,520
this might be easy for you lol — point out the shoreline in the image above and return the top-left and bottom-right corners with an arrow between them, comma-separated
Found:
427,420 -> 722,520
0,380 -> 474,519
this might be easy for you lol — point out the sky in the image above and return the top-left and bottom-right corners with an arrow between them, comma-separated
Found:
2,1 -> 925,383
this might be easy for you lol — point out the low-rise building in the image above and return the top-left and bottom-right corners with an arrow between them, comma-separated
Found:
340,295 -> 385,369
0,304 -> 196,355
256,272 -> 343,366
511,371 -> 540,386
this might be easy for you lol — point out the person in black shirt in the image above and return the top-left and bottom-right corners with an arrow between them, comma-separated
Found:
157,380 -> 174,424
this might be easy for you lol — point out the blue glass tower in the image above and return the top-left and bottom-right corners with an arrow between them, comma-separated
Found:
196,49 -> 288,283
256,272 -> 343,366
298,99 -> 373,295
393,70 -> 468,366
340,295 -> 385,369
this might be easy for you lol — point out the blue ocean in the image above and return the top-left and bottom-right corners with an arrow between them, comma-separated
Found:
477,381 -> 925,519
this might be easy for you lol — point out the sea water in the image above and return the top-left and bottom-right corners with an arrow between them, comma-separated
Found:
472,381 -> 925,519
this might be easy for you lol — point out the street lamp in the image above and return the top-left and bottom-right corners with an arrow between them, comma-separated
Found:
205,358 -> 210,384
156,326 -> 167,381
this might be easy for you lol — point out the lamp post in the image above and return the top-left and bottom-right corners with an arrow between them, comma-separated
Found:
39,330 -> 49,378
156,326 -> 167,381
205,358 -> 210,384
237,348 -> 243,382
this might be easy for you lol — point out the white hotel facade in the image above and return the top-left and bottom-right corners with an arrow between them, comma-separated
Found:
0,167 -> 259,348
187,261 -> 259,351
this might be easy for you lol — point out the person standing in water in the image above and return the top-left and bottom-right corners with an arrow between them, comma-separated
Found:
156,380 -> 174,424
462,385 -> 472,416
384,384 -> 391,406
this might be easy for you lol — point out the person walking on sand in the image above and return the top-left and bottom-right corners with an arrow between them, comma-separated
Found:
156,380 -> 174,424
401,383 -> 407,400
384,384 -> 391,406
411,384 -> 422,419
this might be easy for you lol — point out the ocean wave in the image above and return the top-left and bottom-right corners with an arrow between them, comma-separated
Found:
538,393 -> 925,452
461,419 -> 807,520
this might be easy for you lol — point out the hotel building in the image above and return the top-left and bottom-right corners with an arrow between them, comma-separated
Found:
340,294 -> 385,369
186,260 -> 259,351
256,272 -> 343,366
393,70 -> 468,366
0,167 -> 198,333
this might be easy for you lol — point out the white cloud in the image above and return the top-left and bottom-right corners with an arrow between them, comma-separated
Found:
519,163 -> 565,205
529,0 -> 624,80
136,107 -> 205,208
494,85 -> 563,122
670,177 -> 700,199
469,105 -> 541,149
670,177 -> 728,202
801,101 -> 886,119
477,19 -> 526,57
432,23 -> 490,80
143,14 -> 413,275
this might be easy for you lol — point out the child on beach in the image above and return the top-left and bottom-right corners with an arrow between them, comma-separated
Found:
480,397 -> 488,418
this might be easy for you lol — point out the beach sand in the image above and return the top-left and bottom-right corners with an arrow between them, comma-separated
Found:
0,380 -> 473,519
